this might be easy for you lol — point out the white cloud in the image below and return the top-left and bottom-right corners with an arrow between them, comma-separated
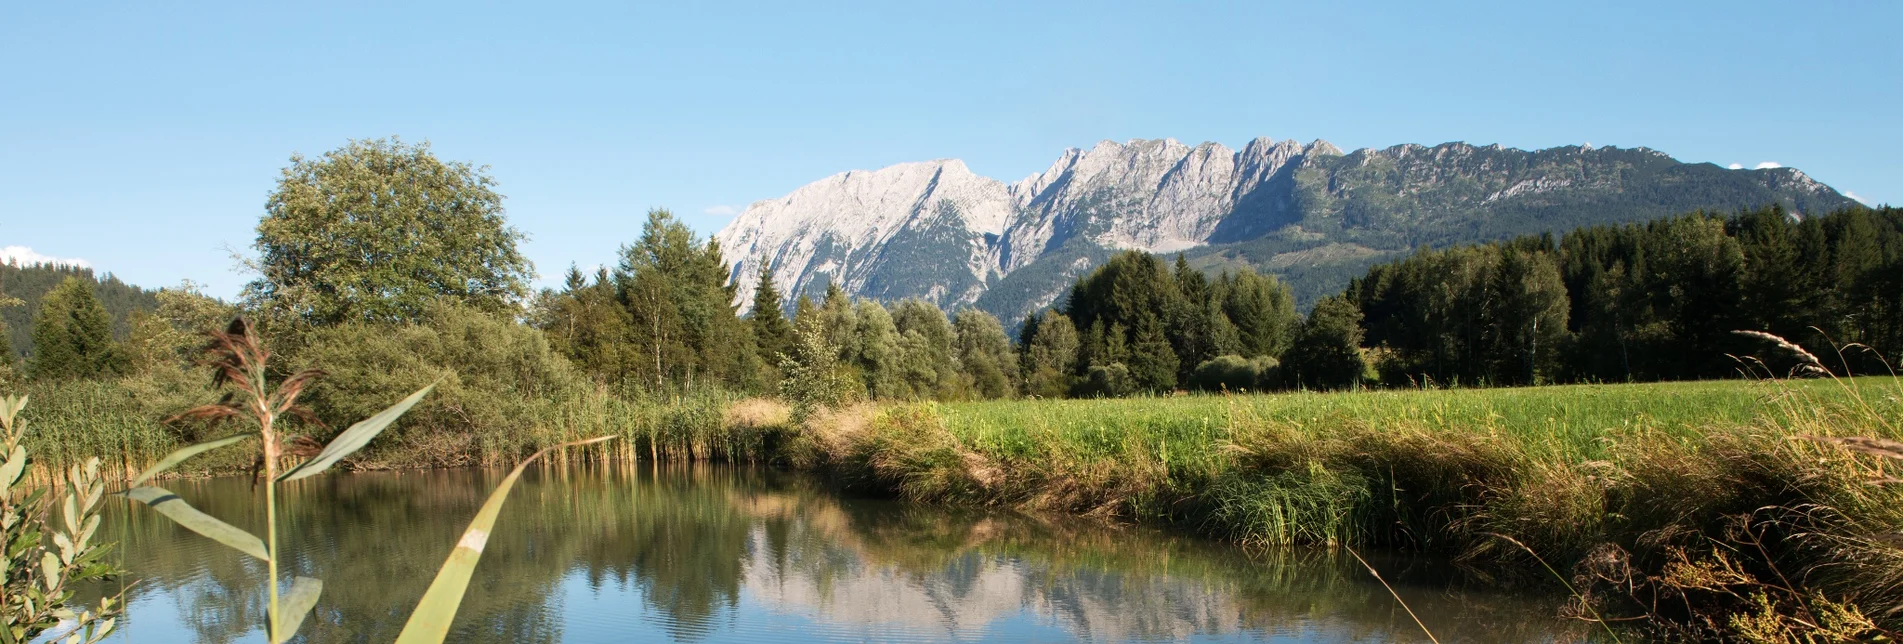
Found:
0,246 -> 89,268
1727,163 -> 1744,170
1754,161 -> 1783,169
1844,191 -> 1872,206
703,205 -> 738,217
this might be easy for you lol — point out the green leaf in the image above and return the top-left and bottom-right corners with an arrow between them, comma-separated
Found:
393,436 -> 616,644
123,486 -> 270,562
272,576 -> 323,643
278,384 -> 435,483
0,446 -> 26,491
128,434 -> 253,488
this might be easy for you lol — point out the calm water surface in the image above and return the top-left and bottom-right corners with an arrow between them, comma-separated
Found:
92,466 -> 1588,643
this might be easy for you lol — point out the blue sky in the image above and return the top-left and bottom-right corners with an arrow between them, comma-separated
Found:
3,1 -> 1897,298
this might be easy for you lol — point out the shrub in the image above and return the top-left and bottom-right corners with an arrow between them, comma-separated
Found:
292,303 -> 598,465
1075,363 -> 1136,398
1190,355 -> 1279,393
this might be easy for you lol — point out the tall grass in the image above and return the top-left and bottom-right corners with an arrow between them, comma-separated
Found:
782,376 -> 1903,639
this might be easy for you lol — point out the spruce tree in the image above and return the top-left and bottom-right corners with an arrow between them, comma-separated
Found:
1126,316 -> 1178,392
1284,294 -> 1367,390
28,277 -> 121,380
749,266 -> 795,363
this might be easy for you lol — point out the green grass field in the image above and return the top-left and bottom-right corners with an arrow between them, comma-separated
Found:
941,377 -> 1903,464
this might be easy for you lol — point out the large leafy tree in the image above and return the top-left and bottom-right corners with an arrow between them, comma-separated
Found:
28,277 -> 121,380
247,137 -> 532,326
952,309 -> 1017,399
1018,310 -> 1079,398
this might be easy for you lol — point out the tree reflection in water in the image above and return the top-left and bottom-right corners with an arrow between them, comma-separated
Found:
89,466 -> 1586,643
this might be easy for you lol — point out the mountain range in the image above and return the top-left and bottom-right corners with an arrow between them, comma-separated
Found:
713,137 -> 1856,325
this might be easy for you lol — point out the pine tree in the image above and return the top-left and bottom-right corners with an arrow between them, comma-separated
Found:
749,266 -> 795,364
28,277 -> 121,380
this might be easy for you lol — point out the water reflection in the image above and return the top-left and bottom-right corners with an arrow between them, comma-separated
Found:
92,466 -> 1588,642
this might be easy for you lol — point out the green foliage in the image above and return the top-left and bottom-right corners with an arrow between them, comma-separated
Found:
535,266 -> 635,383
296,304 -> 598,463
247,137 -> 532,326
1018,310 -> 1079,398
748,265 -> 795,371
1190,355 -> 1280,392
28,278 -> 122,381
1284,295 -> 1368,390
1058,250 -> 1297,396
778,315 -> 855,422
851,300 -> 903,399
890,299 -> 960,399
0,262 -> 158,363
1343,205 -> 1903,387
0,396 -> 119,644
952,309 -> 1017,399
612,209 -> 758,392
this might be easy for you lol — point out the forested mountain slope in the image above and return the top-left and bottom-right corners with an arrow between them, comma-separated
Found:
0,262 -> 159,359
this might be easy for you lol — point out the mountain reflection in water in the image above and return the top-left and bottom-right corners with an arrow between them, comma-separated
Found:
90,466 -> 1586,643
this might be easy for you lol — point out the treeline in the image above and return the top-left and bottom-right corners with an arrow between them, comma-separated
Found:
533,240 -> 1309,400
1342,205 -> 1903,388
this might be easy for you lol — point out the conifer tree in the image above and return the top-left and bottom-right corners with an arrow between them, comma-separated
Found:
1284,294 -> 1367,390
28,277 -> 121,380
1126,316 -> 1178,392
749,266 -> 795,363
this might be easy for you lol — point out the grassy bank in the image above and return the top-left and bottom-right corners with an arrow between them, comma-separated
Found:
782,377 -> 1903,640
16,372 -> 1903,638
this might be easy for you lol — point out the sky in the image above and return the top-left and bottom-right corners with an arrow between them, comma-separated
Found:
2,1 -> 1898,298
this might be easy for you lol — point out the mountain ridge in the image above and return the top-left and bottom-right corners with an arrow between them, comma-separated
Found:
715,137 -> 1854,324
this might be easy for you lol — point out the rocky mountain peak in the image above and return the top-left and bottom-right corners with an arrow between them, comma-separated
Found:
715,137 -> 1857,323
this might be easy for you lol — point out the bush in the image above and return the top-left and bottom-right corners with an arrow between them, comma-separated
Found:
1074,363 -> 1136,398
292,303 -> 604,465
1190,355 -> 1280,393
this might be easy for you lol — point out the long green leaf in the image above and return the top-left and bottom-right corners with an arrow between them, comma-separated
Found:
123,486 -> 270,561
393,436 -> 616,644
129,434 -> 253,488
271,576 -> 323,643
278,383 -> 435,482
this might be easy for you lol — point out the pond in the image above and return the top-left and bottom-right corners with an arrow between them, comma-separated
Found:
92,466 -> 1589,643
